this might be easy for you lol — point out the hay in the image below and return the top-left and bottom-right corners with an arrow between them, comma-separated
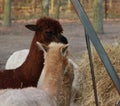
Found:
76,44 -> 120,106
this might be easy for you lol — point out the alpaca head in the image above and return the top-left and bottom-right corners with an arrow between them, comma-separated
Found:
25,17 -> 68,45
36,41 -> 69,69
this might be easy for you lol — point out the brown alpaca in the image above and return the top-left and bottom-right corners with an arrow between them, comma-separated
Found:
0,17 -> 68,89
37,42 -> 72,105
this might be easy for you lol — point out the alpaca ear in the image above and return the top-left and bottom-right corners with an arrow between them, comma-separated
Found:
61,44 -> 69,57
36,41 -> 48,53
25,25 -> 40,31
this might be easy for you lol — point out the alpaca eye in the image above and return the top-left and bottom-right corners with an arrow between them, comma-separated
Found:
45,31 -> 54,37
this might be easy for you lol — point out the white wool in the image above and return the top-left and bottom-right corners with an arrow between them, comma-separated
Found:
5,49 -> 29,69
0,87 -> 57,106
68,59 -> 81,104
69,59 -> 80,92
37,68 -> 45,88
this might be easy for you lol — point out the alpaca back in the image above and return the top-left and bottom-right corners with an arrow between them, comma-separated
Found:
5,49 -> 29,69
0,87 -> 57,106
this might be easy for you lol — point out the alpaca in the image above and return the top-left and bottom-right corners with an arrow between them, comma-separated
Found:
0,42 -> 73,106
5,48 -> 79,105
5,44 -> 80,105
0,17 -> 68,89
5,17 -> 80,105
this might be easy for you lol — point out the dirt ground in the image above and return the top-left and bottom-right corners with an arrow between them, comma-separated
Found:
0,19 -> 120,69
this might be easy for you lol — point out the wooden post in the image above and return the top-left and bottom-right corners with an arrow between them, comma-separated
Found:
93,0 -> 104,34
3,0 -> 12,26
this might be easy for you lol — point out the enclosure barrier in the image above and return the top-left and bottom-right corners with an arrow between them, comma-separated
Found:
70,0 -> 120,105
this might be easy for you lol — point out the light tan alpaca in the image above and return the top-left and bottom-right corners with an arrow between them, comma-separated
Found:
37,42 -> 73,106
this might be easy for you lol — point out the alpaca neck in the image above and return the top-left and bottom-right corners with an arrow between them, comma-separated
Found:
20,35 -> 44,81
41,62 -> 65,98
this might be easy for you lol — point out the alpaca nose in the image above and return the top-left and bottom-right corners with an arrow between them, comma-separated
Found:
60,35 -> 68,44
